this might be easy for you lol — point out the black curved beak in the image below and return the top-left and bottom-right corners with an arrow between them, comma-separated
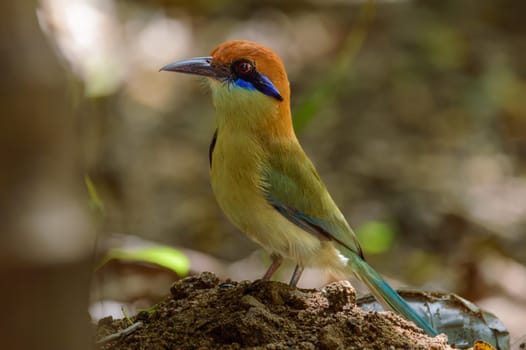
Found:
160,56 -> 223,79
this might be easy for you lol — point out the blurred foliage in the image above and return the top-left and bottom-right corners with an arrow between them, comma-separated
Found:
356,221 -> 396,255
85,175 -> 105,213
293,0 -> 374,131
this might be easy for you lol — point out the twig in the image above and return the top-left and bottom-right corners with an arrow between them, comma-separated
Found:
96,321 -> 143,345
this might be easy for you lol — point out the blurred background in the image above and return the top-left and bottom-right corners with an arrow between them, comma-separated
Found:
3,0 -> 525,347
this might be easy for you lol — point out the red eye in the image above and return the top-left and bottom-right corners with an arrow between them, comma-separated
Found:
237,61 -> 253,75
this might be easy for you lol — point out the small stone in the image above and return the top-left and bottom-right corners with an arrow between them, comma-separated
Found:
322,280 -> 356,311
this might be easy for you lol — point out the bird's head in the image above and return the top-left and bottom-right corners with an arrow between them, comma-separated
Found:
161,40 -> 291,128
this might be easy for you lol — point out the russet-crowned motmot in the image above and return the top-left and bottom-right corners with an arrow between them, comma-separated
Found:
161,40 -> 438,336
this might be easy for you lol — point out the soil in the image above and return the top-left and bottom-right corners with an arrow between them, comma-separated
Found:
95,272 -> 454,350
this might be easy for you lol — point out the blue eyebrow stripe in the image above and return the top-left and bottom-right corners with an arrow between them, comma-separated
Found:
234,79 -> 257,91
233,72 -> 283,101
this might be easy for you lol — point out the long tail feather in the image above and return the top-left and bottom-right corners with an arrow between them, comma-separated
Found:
348,252 -> 438,337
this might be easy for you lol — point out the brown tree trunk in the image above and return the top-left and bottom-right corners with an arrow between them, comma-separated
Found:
0,1 -> 94,349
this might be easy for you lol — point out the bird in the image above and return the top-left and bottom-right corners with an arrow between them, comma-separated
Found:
161,40 -> 438,337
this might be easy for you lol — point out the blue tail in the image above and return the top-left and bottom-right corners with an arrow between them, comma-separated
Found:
348,252 -> 438,337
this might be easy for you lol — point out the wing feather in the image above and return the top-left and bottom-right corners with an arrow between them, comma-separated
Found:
261,141 -> 363,258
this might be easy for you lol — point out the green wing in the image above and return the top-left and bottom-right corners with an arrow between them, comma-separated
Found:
262,141 -> 363,258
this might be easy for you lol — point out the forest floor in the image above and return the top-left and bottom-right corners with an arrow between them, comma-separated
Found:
95,272 -> 455,349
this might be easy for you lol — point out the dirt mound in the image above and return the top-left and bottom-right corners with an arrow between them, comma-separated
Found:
96,272 -> 451,349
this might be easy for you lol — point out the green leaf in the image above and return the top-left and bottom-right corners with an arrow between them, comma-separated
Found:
98,246 -> 190,276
